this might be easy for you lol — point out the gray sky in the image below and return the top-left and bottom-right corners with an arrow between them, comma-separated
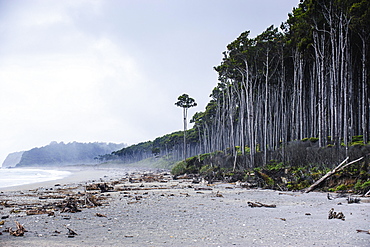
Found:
0,0 -> 299,164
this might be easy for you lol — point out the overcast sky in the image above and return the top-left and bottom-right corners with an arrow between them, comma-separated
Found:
0,0 -> 299,164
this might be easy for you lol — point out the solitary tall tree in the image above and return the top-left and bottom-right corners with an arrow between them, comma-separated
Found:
175,94 -> 197,160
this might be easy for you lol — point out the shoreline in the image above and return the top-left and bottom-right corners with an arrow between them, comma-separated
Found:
0,169 -> 369,246
0,166 -> 151,192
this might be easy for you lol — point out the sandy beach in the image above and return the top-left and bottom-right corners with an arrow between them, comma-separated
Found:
0,168 -> 369,247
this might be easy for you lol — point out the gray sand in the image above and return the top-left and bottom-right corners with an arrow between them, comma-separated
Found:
0,169 -> 369,247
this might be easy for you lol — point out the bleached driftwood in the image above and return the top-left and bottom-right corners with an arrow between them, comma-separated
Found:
305,156 -> 364,193
247,201 -> 276,208
365,189 -> 370,197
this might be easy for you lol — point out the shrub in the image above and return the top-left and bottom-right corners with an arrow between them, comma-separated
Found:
199,164 -> 213,174
171,161 -> 187,176
265,161 -> 285,171
335,184 -> 348,191
354,180 -> 370,194
352,135 -> 363,142
256,170 -> 275,187
309,137 -> 319,142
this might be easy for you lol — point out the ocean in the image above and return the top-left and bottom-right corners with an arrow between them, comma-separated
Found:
0,168 -> 71,189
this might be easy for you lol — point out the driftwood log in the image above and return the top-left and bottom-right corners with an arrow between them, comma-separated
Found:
247,201 -> 276,208
194,187 -> 213,191
356,229 -> 370,234
365,189 -> 370,197
95,213 -> 107,217
305,156 -> 364,193
67,227 -> 78,238
26,209 -> 54,216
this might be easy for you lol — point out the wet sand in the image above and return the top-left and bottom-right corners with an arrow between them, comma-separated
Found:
0,168 -> 369,246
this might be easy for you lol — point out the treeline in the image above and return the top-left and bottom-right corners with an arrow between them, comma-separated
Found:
98,130 -> 201,164
192,0 -> 369,168
106,0 -> 369,169
16,141 -> 125,167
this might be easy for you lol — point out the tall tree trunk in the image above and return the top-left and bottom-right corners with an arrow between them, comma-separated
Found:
313,28 -> 327,147
360,33 -> 369,143
183,107 -> 187,159
280,46 -> 287,164
263,48 -> 270,165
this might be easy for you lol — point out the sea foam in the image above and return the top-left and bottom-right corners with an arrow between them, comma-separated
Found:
0,168 -> 71,188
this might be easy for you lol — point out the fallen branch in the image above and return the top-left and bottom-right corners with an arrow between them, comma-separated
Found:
194,187 -> 213,191
305,156 -> 364,193
365,189 -> 370,197
275,217 -> 286,221
95,213 -> 107,217
347,196 -> 361,204
356,229 -> 370,234
67,227 -> 78,238
247,201 -> 276,208
26,209 -> 54,216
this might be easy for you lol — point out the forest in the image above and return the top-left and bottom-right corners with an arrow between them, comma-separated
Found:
195,0 -> 369,166
102,0 -> 370,192
15,142 -> 125,167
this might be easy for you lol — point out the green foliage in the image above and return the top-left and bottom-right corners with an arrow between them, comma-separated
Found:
350,142 -> 366,147
109,128 -> 202,164
354,180 -> 370,194
171,161 -> 187,176
286,180 -> 311,191
113,141 -> 153,157
170,152 -> 228,177
256,170 -> 275,187
175,94 -> 197,109
199,153 -> 211,162
349,135 -> 366,146
199,164 -> 213,174
308,137 -> 319,142
170,141 -> 370,193
151,147 -> 160,156
171,155 -> 204,175
265,160 -> 285,171
335,184 -> 348,191
153,131 -> 184,148
352,135 -> 363,142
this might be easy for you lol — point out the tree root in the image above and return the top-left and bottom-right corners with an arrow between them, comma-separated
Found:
9,221 -> 27,236
328,208 -> 345,221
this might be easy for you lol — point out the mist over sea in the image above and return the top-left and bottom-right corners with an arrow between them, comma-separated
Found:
0,168 -> 71,189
